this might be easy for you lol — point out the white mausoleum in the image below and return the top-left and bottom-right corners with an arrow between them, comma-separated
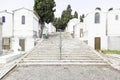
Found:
67,8 -> 120,50
0,10 -> 13,51
44,22 -> 56,35
0,8 -> 41,53
66,18 -> 79,34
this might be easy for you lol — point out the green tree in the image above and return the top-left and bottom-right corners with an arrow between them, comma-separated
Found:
73,11 -> 78,18
53,18 -> 58,27
108,8 -> 113,11
95,7 -> 101,11
34,0 -> 56,37
80,14 -> 85,22
60,5 -> 73,30
53,18 -> 62,30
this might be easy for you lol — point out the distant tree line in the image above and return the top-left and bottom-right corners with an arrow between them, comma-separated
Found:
53,5 -> 82,30
34,0 -> 84,32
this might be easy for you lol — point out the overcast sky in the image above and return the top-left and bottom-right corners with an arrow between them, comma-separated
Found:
0,0 -> 120,17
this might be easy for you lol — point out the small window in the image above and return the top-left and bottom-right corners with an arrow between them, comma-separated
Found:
2,16 -> 5,23
95,12 -> 100,23
115,15 -> 119,20
21,15 -> 25,24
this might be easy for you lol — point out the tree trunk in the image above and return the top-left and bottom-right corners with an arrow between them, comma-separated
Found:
40,23 -> 45,38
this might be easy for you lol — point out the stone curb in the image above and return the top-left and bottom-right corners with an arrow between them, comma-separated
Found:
104,54 -> 120,70
81,41 -> 120,71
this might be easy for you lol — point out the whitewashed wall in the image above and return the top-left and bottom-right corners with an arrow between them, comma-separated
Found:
66,18 -> 79,33
13,8 -> 33,38
0,11 -> 13,51
33,14 -> 40,40
84,10 -> 108,50
74,23 -> 87,39
0,11 -> 13,37
0,22 -> 2,54
13,8 -> 40,51
48,23 -> 56,34
108,36 -> 120,50
107,9 -> 120,36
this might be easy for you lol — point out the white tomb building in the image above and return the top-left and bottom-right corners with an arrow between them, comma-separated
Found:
67,8 -> 120,50
0,8 -> 41,53
66,18 -> 80,34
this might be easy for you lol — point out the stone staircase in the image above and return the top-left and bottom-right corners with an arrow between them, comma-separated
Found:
19,32 -> 108,66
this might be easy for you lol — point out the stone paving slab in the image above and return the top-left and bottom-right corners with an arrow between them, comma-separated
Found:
2,65 -> 120,80
1,32 -> 120,80
105,54 -> 120,70
0,59 -> 19,79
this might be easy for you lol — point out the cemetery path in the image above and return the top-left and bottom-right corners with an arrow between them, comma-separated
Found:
2,32 -> 120,80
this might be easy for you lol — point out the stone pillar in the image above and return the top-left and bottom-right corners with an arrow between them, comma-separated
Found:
0,22 -> 2,55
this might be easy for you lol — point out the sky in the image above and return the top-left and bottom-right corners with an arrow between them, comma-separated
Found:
0,0 -> 120,17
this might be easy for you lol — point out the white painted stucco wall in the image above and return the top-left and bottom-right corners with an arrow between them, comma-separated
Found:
47,23 -> 56,34
13,8 -> 33,38
107,9 -> 120,36
13,8 -> 40,52
74,23 -> 87,39
0,22 -> 2,54
84,10 -> 107,49
66,18 -> 80,33
0,11 -> 13,37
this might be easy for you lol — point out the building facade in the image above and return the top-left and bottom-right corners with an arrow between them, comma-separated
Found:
67,9 -> 120,50
0,10 -> 13,51
66,18 -> 80,34
0,8 -> 41,53
0,21 -> 2,55
107,9 -> 120,50
84,9 -> 107,50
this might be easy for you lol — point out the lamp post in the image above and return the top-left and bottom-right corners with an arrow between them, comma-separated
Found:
58,29 -> 62,60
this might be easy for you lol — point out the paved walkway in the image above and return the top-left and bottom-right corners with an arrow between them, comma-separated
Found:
1,32 -> 120,80
19,32 -> 108,65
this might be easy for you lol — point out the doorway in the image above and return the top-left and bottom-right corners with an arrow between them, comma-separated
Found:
80,29 -> 83,37
19,39 -> 25,51
95,37 -> 101,50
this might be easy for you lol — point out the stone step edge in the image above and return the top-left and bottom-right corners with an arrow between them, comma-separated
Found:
24,58 -> 103,60
22,59 -> 106,62
18,62 -> 108,66
26,54 -> 99,57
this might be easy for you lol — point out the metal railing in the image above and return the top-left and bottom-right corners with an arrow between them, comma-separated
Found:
58,29 -> 62,60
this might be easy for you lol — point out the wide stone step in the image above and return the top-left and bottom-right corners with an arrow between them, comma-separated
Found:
26,55 -> 101,58
25,54 -> 102,60
19,60 -> 108,66
22,59 -> 106,63
23,57 -> 103,60
27,54 -> 99,56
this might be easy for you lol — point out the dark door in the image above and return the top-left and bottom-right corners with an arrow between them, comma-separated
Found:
80,29 -> 83,37
19,39 -> 25,51
95,37 -> 101,50
2,38 -> 10,50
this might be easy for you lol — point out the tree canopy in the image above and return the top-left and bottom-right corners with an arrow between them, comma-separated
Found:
53,5 -> 76,30
108,8 -> 113,11
95,7 -> 101,11
80,14 -> 85,22
34,0 -> 56,24
73,11 -> 78,18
